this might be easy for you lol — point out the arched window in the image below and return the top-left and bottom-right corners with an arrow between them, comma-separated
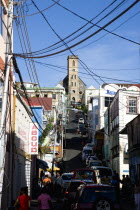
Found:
71,75 -> 73,79
73,60 -> 75,66
73,90 -> 75,93
72,97 -> 75,101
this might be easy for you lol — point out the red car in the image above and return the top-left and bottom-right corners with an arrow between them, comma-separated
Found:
72,168 -> 97,183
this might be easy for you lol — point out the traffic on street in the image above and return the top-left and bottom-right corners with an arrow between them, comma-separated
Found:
22,108 -> 136,210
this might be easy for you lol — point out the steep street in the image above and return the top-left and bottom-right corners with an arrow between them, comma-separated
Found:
63,109 -> 84,172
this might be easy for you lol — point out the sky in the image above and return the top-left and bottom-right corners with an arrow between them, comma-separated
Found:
14,0 -> 140,89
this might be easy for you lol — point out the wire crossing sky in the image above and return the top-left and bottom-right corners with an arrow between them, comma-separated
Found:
14,0 -> 140,88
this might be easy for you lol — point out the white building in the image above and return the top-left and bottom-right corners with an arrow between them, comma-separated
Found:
87,84 -> 118,142
83,85 -> 98,105
13,94 -> 33,200
107,86 -> 140,179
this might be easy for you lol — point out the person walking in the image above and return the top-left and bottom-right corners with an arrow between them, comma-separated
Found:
37,187 -> 53,210
43,175 -> 52,185
14,187 -> 30,210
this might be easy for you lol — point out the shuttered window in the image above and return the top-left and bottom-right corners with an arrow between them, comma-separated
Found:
128,97 -> 137,114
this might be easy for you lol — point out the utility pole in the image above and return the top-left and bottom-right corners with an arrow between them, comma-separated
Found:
0,0 -> 13,208
51,132 -> 57,176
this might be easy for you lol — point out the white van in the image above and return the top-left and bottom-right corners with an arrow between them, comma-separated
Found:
91,166 -> 114,184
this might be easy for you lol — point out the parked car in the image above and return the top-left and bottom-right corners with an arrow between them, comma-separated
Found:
81,128 -> 87,136
72,184 -> 120,210
85,143 -> 95,148
60,172 -> 74,189
82,147 -> 93,161
78,118 -> 84,124
78,123 -> 85,134
88,160 -> 102,168
91,166 -> 114,184
85,155 -> 98,166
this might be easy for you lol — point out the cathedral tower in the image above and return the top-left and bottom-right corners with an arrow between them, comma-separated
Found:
67,55 -> 79,103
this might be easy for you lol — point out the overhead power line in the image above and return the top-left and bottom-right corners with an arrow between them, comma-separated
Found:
27,1 -> 140,87
12,56 -> 44,132
34,61 -> 140,83
16,0 -> 119,55
14,0 -> 61,17
14,0 -> 140,59
15,1 -> 52,111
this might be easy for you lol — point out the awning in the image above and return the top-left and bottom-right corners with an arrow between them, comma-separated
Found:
36,158 -> 49,171
47,166 -> 60,172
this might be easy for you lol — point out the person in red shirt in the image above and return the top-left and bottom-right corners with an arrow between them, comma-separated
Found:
14,187 -> 30,210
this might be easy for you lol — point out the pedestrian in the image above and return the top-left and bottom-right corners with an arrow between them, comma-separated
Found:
102,176 -> 110,185
40,170 -> 45,186
112,171 -> 120,201
43,175 -> 52,185
44,181 -> 53,196
37,187 -> 53,210
14,187 -> 30,210
81,139 -> 86,146
54,172 -> 62,197
121,175 -> 127,193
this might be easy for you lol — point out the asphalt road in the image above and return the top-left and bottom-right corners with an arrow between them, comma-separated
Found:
63,109 -> 86,172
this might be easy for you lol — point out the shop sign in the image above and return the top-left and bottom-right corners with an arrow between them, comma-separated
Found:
106,90 -> 116,95
29,123 -> 38,154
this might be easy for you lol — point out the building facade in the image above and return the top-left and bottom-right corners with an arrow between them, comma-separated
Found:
13,95 -> 33,201
107,87 -> 140,179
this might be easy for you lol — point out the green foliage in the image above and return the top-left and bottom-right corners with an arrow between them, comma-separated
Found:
39,145 -> 51,154
81,105 -> 87,113
40,122 -> 53,144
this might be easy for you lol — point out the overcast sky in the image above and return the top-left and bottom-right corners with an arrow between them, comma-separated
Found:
14,0 -> 140,89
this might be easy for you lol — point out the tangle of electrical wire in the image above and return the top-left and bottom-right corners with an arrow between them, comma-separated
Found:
28,0 -> 140,112
18,0 -> 122,56
14,0 -> 140,58
13,0 -> 61,17
15,2 -> 52,112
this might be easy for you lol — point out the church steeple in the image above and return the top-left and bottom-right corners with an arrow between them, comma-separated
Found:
67,55 -> 79,104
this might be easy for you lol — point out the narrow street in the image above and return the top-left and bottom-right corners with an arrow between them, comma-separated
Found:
63,109 -> 84,172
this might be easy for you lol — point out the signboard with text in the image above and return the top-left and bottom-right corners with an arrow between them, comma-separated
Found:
29,123 -> 38,155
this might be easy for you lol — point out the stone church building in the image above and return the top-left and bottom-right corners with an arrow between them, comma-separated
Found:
59,55 -> 86,104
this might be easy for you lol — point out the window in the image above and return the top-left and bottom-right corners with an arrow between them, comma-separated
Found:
72,97 -> 75,101
73,60 -> 75,66
75,82 -> 76,86
128,97 -> 137,114
52,94 -> 56,99
36,94 -> 39,97
105,97 -> 113,107
71,75 -> 73,79
73,90 -> 75,93
72,69 -> 75,72
75,75 -> 76,79
71,82 -> 73,86
44,94 -> 48,97
79,91 -> 82,94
